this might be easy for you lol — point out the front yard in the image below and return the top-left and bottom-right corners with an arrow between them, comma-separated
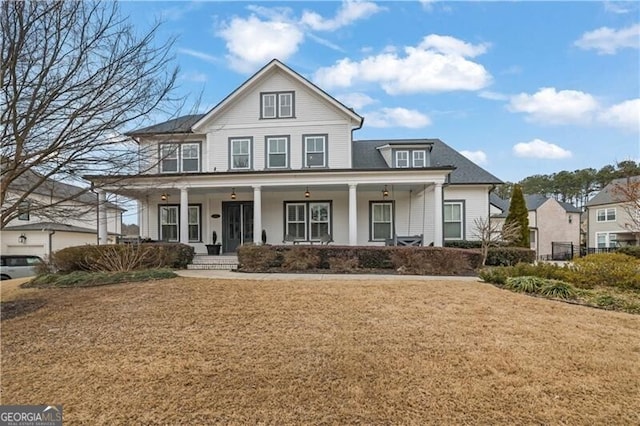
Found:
2,277 -> 639,424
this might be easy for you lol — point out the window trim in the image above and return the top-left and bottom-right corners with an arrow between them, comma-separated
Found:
596,207 -> 616,222
303,134 -> 328,168
265,135 -> 290,169
157,203 -> 202,242
159,142 -> 202,173
444,200 -> 465,240
18,201 -> 30,221
369,201 -> 395,242
395,150 -> 410,168
260,91 -> 295,119
228,137 -> 253,171
283,200 -> 333,242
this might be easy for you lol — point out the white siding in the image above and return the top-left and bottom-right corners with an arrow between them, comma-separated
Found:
444,185 -> 491,241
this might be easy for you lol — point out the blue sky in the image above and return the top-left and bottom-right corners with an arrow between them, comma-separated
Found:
121,0 -> 639,184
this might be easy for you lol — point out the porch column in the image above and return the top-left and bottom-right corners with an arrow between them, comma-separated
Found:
253,185 -> 262,244
433,183 -> 443,247
97,189 -> 108,245
348,183 -> 358,245
180,188 -> 189,244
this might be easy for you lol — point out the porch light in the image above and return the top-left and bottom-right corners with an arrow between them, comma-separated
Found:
160,193 -> 169,202
304,187 -> 310,198
382,185 -> 389,198
19,233 -> 27,244
230,188 -> 236,200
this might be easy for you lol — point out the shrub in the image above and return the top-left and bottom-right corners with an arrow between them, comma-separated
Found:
505,276 -> 544,293
617,246 -> 640,259
509,262 -> 567,280
24,269 -> 176,288
282,247 -> 321,271
564,253 -> 640,289
237,245 -> 283,271
390,247 -> 481,275
357,247 -> 393,269
444,240 -> 483,249
485,247 -> 535,266
328,256 -> 360,272
539,280 -> 576,299
51,243 -> 194,273
478,267 -> 508,285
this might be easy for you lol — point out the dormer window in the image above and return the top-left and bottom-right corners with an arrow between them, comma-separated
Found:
261,92 -> 294,119
396,151 -> 409,168
413,150 -> 426,167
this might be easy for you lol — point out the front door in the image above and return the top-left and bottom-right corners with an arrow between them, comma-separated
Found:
222,202 -> 254,253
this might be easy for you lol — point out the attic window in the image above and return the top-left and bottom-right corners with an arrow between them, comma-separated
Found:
18,201 -> 30,221
261,92 -> 294,119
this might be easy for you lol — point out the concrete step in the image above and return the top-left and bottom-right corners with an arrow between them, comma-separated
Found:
187,263 -> 237,270
188,255 -> 238,270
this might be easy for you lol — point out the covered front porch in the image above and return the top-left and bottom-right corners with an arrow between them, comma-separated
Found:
95,169 -> 452,254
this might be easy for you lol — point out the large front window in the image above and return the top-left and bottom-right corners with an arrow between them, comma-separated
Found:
304,135 -> 326,168
285,201 -> 331,241
596,232 -> 617,248
159,204 -> 201,242
159,143 -> 200,173
371,202 -> 393,241
444,201 -> 463,240
230,138 -> 251,170
267,136 -> 289,168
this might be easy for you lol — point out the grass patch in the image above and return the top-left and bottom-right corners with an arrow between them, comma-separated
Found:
22,268 -> 176,288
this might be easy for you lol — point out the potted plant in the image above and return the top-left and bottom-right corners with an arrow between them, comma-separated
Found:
205,230 -> 221,255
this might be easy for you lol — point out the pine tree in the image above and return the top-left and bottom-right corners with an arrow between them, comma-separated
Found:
505,184 -> 530,247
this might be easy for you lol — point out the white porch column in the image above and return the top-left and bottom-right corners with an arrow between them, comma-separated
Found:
180,188 -> 189,244
348,183 -> 358,245
433,183 -> 443,247
97,190 -> 108,245
253,185 -> 262,244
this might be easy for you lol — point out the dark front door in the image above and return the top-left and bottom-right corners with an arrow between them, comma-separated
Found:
222,202 -> 254,253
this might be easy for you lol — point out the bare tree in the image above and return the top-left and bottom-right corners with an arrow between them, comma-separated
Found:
473,217 -> 521,266
1,1 -> 180,228
610,176 -> 640,245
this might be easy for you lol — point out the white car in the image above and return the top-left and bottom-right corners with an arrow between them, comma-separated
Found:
0,255 -> 43,280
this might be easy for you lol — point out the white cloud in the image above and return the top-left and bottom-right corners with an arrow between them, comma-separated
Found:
336,92 -> 376,110
513,139 -> 572,160
604,1 -> 636,14
508,87 -> 599,124
574,24 -> 640,54
365,107 -> 431,128
300,0 -> 384,31
419,0 -> 437,11
313,35 -> 492,94
599,98 -> 640,132
180,72 -> 208,83
479,91 -> 508,101
178,48 -> 218,64
218,15 -> 304,73
460,150 -> 488,165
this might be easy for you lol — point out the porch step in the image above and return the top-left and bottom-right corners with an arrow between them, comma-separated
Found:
188,255 -> 238,271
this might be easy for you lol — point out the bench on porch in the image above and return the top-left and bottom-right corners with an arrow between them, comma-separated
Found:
385,234 -> 425,247
283,234 -> 333,245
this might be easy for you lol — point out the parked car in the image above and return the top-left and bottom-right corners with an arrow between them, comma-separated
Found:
0,255 -> 43,280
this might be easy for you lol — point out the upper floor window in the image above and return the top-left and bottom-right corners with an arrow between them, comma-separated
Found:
413,150 -> 426,167
159,143 -> 200,173
396,151 -> 409,168
304,135 -> 327,168
444,201 -> 464,240
261,92 -> 294,119
596,208 -> 616,222
230,138 -> 252,170
18,201 -> 30,221
267,136 -> 289,169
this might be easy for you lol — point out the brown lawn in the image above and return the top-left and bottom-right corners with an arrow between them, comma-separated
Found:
1,277 -> 639,425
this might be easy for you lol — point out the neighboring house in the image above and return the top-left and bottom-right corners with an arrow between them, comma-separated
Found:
492,193 -> 581,259
86,59 -> 502,254
585,176 -> 640,250
1,170 -> 123,259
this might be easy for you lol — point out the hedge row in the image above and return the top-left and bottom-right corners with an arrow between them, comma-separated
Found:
51,243 -> 195,273
238,245 -> 534,275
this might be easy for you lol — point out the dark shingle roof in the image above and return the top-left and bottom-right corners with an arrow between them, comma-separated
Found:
352,139 -> 503,184
493,194 -> 581,217
489,193 -> 509,211
127,114 -> 205,136
586,175 -> 640,207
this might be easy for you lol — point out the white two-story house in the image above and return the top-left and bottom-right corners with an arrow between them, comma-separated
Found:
87,59 -> 502,254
